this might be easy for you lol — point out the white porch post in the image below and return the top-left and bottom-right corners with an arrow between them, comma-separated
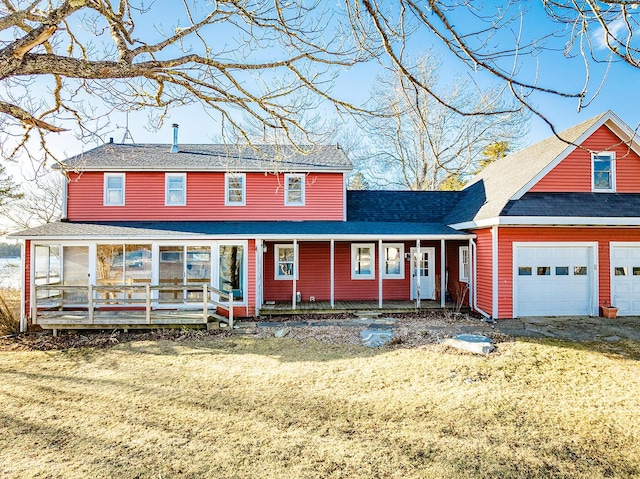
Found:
441,239 -> 446,308
292,239 -> 298,309
330,239 -> 335,309
468,238 -> 473,309
20,240 -> 26,332
378,239 -> 383,309
256,239 -> 263,315
415,239 -> 421,308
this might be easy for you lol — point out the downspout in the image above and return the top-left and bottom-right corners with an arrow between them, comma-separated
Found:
471,238 -> 491,320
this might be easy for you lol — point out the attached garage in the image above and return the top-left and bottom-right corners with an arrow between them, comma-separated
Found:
611,244 -> 640,316
513,243 -> 597,317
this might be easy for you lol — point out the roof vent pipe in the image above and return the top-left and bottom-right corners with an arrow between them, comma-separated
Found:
171,123 -> 179,153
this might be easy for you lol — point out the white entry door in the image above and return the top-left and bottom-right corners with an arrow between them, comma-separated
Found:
410,247 -> 436,300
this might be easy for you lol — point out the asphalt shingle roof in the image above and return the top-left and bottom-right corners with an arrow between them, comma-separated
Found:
347,190 -> 466,223
456,112 -> 612,223
503,192 -> 640,217
9,220 -> 467,239
59,143 -> 352,172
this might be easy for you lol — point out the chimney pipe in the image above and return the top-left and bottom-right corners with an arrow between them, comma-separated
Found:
171,123 -> 179,153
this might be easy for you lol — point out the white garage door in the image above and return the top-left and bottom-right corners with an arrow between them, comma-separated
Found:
611,245 -> 640,316
514,245 -> 594,317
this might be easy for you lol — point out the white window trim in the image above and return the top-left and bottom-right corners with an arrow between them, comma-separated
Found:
382,243 -> 404,279
591,152 -> 616,192
225,173 -> 246,206
284,173 -> 305,206
459,245 -> 469,283
351,243 -> 375,280
274,244 -> 297,280
165,173 -> 186,206
104,173 -> 125,206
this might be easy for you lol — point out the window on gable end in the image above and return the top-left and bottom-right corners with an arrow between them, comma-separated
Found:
285,173 -> 305,206
592,152 -> 615,192
104,173 -> 125,206
165,173 -> 186,206
225,173 -> 245,206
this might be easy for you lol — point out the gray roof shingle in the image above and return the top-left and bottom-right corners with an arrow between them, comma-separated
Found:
59,143 -> 352,172
456,112 -> 612,223
503,192 -> 640,218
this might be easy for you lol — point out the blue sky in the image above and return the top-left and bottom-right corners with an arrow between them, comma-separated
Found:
9,1 -> 640,173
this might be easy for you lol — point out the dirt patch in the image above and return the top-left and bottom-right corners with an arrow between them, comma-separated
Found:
0,310 -> 511,351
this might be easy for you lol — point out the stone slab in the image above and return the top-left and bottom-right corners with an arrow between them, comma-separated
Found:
360,329 -> 394,347
442,334 -> 495,355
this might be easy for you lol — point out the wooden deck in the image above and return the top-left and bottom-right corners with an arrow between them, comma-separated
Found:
259,300 -> 454,315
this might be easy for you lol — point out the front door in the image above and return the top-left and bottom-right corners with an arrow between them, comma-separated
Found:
410,247 -> 435,300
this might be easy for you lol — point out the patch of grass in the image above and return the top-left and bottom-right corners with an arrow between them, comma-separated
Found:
0,338 -> 639,478
0,288 -> 20,336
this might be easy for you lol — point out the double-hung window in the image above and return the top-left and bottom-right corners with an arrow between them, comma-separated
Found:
352,243 -> 375,279
592,152 -> 615,192
225,173 -> 245,206
104,173 -> 125,206
165,173 -> 186,206
382,244 -> 404,279
459,246 -> 470,283
275,244 -> 296,280
285,173 -> 305,206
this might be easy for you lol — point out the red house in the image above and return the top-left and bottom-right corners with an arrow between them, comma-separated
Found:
10,111 -> 640,332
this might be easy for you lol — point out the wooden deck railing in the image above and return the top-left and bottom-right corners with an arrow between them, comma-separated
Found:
33,283 -> 234,328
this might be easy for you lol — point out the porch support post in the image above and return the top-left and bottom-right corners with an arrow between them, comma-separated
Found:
468,238 -> 473,309
441,239 -> 446,308
378,239 -> 383,309
292,239 -> 298,309
330,239 -> 335,309
416,239 -> 421,309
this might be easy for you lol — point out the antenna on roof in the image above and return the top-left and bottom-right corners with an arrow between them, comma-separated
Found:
117,112 -> 136,144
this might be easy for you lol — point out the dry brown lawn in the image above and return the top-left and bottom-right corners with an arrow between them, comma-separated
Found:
1,336 -> 639,478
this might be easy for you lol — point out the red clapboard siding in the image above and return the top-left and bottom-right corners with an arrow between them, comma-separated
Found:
495,227 -> 640,318
474,228 -> 493,315
446,241 -> 470,307
262,241 -> 446,302
531,125 -> 640,193
66,171 -> 345,221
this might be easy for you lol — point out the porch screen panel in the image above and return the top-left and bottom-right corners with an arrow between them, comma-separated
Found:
97,245 -> 124,285
186,246 -> 211,299
159,246 -> 184,301
62,246 -> 89,302
125,245 -> 152,300
219,245 -> 244,301
35,245 -> 60,285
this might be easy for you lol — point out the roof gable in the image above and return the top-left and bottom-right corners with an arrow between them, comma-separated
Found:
59,143 -> 352,172
457,111 -> 640,224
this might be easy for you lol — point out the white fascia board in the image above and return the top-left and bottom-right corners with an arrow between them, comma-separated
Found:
451,216 -> 640,229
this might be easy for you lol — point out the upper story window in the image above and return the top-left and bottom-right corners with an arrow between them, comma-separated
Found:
285,173 -> 305,206
165,173 -> 186,206
459,246 -> 470,283
352,243 -> 375,280
104,173 -> 125,206
225,173 -> 246,206
592,152 -> 615,192
382,243 -> 404,279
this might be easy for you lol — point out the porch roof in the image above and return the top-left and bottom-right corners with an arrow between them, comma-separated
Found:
9,220 -> 472,240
